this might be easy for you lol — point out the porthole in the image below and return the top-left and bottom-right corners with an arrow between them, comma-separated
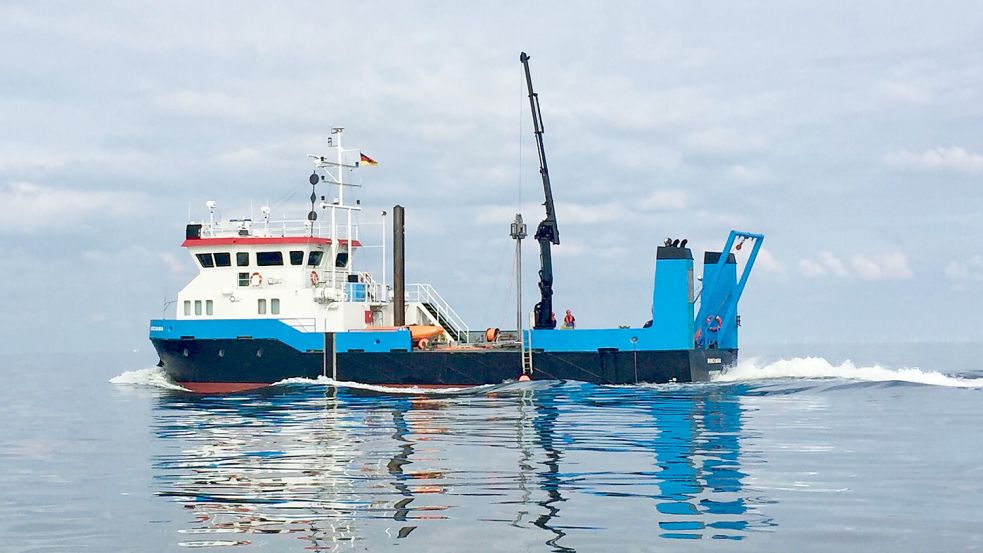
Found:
182,348 -> 189,357
256,348 -> 264,358
218,349 -> 225,358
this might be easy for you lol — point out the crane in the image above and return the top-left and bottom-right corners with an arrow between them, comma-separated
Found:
520,51 -> 560,330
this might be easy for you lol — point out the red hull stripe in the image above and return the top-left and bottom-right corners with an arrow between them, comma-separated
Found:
178,382 -> 271,393
181,237 -> 362,248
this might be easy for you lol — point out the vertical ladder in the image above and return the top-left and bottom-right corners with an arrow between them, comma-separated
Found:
521,329 -> 534,376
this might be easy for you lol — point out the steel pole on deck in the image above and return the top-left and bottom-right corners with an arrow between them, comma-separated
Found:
511,213 -> 529,374
393,205 -> 405,326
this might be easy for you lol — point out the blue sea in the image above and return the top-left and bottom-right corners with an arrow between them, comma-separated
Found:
2,343 -> 982,552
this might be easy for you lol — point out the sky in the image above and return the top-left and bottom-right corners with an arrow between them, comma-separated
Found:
2,1 -> 982,356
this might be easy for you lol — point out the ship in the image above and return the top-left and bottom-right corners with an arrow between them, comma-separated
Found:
149,53 -> 764,393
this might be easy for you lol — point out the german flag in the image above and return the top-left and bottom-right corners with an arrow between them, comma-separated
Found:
359,153 -> 378,166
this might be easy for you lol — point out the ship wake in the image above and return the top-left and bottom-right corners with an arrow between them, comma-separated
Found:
272,376 -> 505,395
110,368 -> 190,391
714,356 -> 983,389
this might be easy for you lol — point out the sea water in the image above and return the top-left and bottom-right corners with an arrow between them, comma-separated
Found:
1,343 -> 982,552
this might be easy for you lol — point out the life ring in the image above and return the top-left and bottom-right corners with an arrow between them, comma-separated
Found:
309,271 -> 320,286
417,338 -> 429,349
250,272 -> 263,287
707,315 -> 723,332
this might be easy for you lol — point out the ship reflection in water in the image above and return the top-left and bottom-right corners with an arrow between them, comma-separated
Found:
152,381 -> 774,550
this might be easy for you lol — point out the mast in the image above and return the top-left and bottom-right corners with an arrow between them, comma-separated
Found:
309,127 -> 362,292
520,52 -> 560,330
331,128 -> 341,290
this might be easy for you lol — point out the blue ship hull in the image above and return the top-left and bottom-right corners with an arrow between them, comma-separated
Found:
148,242 -> 757,392
152,335 -> 735,392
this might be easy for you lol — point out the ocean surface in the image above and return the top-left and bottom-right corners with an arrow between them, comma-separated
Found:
2,343 -> 982,552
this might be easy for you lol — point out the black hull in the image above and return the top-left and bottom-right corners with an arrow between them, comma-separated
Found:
152,337 -> 737,389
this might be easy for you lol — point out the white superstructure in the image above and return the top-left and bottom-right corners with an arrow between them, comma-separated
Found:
173,128 -> 469,341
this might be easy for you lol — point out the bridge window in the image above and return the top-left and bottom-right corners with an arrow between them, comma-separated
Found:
213,252 -> 231,267
289,251 -> 304,265
271,298 -> 280,315
194,300 -> 202,316
206,300 -> 213,316
257,251 -> 283,266
238,272 -> 249,287
335,251 -> 349,268
183,301 -> 191,316
195,253 -> 214,268
258,298 -> 267,315
307,251 -> 323,267
236,252 -> 249,266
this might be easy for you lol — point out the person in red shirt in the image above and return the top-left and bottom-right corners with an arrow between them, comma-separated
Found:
562,309 -> 576,329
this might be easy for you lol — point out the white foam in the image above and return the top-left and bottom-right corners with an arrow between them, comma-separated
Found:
110,367 -> 189,391
272,375 -> 496,395
714,356 -> 983,388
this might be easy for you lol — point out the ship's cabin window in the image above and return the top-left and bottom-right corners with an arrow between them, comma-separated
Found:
335,250 -> 349,268
257,251 -> 283,266
206,300 -> 214,316
183,300 -> 191,316
236,252 -> 249,266
238,272 -> 250,287
258,298 -> 267,315
196,253 -> 215,268
307,251 -> 324,267
289,250 -> 304,266
194,300 -> 202,316
271,298 -> 280,315
213,252 -> 231,267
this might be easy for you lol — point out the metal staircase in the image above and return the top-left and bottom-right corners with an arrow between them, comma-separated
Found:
406,283 -> 470,343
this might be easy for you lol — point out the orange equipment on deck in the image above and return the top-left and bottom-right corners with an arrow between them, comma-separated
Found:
364,324 -> 445,348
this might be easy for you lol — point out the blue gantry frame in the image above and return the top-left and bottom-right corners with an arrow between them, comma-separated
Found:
694,230 -> 764,349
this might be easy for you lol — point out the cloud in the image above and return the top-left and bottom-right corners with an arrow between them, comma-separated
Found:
850,251 -> 913,280
474,201 -> 629,226
884,147 -> 983,175
800,250 -> 912,280
799,258 -> 828,278
756,249 -> 786,275
639,189 -> 686,210
874,79 -> 932,104
819,251 -> 850,277
217,147 -> 262,163
695,209 -> 748,228
552,241 -> 587,258
724,164 -> 773,184
159,252 -> 191,279
682,127 -> 766,157
155,91 -> 254,121
944,254 -> 983,285
0,181 -> 145,233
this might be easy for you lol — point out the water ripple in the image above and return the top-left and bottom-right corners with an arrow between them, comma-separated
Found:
150,383 -> 774,550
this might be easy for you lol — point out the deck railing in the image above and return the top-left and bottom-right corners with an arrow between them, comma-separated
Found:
406,283 -> 470,343
200,218 -> 359,242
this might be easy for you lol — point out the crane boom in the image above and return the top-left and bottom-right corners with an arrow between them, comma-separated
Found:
520,51 -> 559,330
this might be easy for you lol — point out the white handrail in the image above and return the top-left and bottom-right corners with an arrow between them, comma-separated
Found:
199,217 -> 360,242
406,283 -> 470,342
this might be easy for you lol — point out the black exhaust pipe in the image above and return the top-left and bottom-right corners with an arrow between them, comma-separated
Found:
393,205 -> 405,326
